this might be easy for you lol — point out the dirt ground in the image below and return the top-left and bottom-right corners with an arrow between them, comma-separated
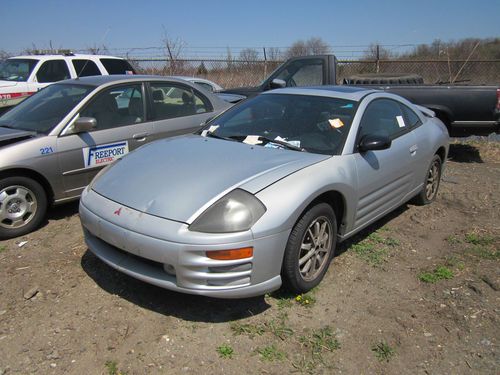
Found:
0,141 -> 498,375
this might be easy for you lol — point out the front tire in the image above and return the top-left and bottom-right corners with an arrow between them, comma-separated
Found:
413,155 -> 442,205
0,177 -> 47,240
282,203 -> 337,293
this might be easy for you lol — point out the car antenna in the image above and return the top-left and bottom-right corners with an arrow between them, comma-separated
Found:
76,28 -> 110,80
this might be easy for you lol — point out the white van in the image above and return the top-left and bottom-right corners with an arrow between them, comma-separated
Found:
0,54 -> 136,111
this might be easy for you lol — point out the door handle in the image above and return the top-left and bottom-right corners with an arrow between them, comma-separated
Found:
133,132 -> 148,141
409,144 -> 418,155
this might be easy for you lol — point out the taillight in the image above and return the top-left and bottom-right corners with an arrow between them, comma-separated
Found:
497,88 -> 500,110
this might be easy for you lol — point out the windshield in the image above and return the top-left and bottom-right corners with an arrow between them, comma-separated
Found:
203,93 -> 356,155
0,83 -> 94,133
0,59 -> 39,82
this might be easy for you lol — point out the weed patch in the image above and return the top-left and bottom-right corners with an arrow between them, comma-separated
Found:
230,322 -> 265,338
105,360 -> 127,375
255,344 -> 286,361
216,343 -> 234,359
295,293 -> 316,307
350,230 -> 400,265
418,266 -> 454,283
299,326 -> 340,355
372,341 -> 395,362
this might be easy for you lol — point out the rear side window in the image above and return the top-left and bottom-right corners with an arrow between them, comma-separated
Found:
194,81 -> 214,92
72,59 -> 101,77
0,59 -> 38,82
400,103 -> 422,128
36,60 -> 71,83
149,82 -> 211,120
99,59 -> 135,75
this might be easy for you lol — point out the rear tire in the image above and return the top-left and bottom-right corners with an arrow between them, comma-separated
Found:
281,203 -> 337,293
0,176 -> 47,240
413,155 -> 442,206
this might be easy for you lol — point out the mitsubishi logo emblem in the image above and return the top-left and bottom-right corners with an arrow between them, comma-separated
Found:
114,207 -> 122,216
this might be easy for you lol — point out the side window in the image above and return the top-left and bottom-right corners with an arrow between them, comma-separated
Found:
400,103 -> 422,128
275,59 -> 324,87
80,84 -> 144,130
36,60 -> 70,83
150,83 -> 210,120
358,99 -> 407,140
72,59 -> 101,77
99,58 -> 135,75
194,81 -> 214,92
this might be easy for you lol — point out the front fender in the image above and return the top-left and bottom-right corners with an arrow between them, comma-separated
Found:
253,156 -> 357,239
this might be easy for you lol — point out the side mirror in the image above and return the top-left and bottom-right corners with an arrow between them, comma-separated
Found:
270,78 -> 286,89
358,134 -> 392,152
72,117 -> 97,134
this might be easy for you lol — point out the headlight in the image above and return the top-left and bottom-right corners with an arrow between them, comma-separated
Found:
189,189 -> 266,233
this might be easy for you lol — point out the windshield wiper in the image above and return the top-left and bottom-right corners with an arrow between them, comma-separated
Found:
203,132 -> 238,142
0,124 -> 13,129
256,136 -> 305,152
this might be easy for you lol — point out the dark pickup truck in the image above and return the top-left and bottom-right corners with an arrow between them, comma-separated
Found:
222,55 -> 500,136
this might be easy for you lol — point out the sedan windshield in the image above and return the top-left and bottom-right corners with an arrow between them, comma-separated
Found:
204,93 -> 356,155
0,83 -> 94,133
0,59 -> 39,82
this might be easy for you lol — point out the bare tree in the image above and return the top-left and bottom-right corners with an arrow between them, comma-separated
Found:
285,37 -> 330,58
239,48 -> 259,63
86,43 -> 110,55
285,40 -> 308,58
362,43 -> 392,60
307,37 -> 330,54
162,27 -> 187,74
266,47 -> 282,61
0,50 -> 11,60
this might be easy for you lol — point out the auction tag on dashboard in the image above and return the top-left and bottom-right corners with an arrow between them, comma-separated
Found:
329,118 -> 344,128
243,135 -> 262,145
396,115 -> 406,128
82,141 -> 129,168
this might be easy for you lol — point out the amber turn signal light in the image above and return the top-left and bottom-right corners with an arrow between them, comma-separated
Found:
206,247 -> 253,260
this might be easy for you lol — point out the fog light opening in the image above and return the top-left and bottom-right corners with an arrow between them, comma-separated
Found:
206,247 -> 253,261
163,263 -> 176,275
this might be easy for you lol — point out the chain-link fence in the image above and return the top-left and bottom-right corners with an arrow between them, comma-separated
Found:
132,58 -> 499,88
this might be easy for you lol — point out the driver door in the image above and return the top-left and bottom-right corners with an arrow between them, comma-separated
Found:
56,83 -> 150,199
352,98 -> 417,229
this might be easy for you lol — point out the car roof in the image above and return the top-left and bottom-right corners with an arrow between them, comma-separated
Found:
9,54 -> 126,60
55,75 -> 195,87
265,86 -> 378,101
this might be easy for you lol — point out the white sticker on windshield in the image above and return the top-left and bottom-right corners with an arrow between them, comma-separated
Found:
396,115 -> 406,128
83,141 -> 129,168
243,135 -> 262,145
328,118 -> 344,128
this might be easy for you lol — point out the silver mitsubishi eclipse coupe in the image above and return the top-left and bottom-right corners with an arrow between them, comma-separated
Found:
79,86 -> 449,298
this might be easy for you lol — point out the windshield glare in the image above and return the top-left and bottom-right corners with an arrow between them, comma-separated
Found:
0,83 -> 94,133
207,94 -> 356,155
0,59 -> 39,82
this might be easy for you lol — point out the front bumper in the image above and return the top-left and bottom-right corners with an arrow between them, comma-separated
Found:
79,188 -> 289,298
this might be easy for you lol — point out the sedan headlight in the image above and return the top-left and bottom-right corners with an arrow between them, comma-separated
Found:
189,189 -> 266,233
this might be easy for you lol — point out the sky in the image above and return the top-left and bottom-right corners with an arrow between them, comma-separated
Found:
2,0 -> 499,58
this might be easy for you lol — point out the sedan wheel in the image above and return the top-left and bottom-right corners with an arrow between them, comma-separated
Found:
282,203 -> 337,293
0,177 -> 47,240
413,155 -> 442,205
299,216 -> 332,282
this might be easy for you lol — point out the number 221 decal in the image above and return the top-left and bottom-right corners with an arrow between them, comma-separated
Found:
40,147 -> 54,155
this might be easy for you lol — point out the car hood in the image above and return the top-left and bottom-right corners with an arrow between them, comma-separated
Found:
0,126 -> 36,147
0,80 -> 19,89
92,135 -> 329,223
